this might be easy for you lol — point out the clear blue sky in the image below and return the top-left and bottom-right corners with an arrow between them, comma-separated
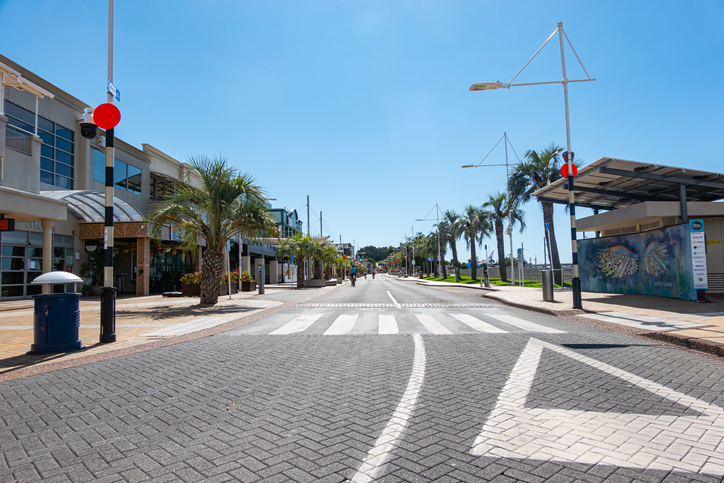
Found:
2,0 -> 722,263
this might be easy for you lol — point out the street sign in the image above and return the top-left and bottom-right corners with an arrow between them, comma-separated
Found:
560,163 -> 578,177
545,223 -> 550,231
107,80 -> 120,102
412,260 -> 416,265
291,255 -> 295,263
428,257 -> 434,261
93,103 -> 121,129
258,266 -> 262,274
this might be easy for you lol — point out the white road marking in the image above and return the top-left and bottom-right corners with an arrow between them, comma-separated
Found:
449,313 -> 508,333
386,291 -> 401,308
414,314 -> 453,335
351,334 -> 426,483
485,313 -> 565,334
269,313 -> 325,335
378,314 -> 399,335
472,338 -> 724,475
579,312 -> 711,331
324,314 -> 358,335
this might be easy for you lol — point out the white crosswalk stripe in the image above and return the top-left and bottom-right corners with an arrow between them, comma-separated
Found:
324,314 -> 358,335
449,313 -> 508,333
270,313 -> 325,335
265,312 -> 565,336
379,314 -> 399,334
483,313 -> 565,334
414,314 -> 454,335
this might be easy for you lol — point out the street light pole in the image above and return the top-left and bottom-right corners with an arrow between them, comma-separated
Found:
469,21 -> 594,309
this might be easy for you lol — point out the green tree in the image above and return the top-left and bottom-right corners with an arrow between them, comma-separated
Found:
461,205 -> 491,281
278,233 -> 321,288
482,192 -> 526,282
443,210 -> 463,268
147,156 -> 277,305
509,143 -> 582,285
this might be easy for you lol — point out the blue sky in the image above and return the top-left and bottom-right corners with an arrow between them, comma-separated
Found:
2,0 -> 723,263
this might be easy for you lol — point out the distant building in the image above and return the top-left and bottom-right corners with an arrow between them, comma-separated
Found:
269,208 -> 303,238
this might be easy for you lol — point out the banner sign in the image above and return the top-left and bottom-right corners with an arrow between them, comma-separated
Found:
578,223 -> 697,301
690,219 -> 708,289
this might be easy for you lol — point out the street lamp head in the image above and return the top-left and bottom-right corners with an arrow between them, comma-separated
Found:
461,164 -> 476,168
470,82 -> 505,91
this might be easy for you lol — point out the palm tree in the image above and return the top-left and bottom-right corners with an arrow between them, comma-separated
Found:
148,156 -> 277,305
320,243 -> 340,280
482,192 -> 526,282
460,205 -> 491,281
434,223 -> 449,278
443,210 -> 463,269
509,142 -> 581,285
278,233 -> 320,288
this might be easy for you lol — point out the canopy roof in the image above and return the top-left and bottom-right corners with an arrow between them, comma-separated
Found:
40,191 -> 144,223
532,157 -> 724,211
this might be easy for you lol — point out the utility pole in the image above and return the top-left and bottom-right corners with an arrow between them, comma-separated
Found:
320,211 -> 323,239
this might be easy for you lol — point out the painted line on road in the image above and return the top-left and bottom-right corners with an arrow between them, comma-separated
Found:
324,314 -> 358,335
485,313 -> 565,334
449,313 -> 508,333
269,313 -> 325,335
351,333 -> 426,483
386,291 -> 401,308
414,313 -> 453,335
378,314 -> 399,335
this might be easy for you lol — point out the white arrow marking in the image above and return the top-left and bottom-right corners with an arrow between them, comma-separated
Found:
472,338 -> 724,475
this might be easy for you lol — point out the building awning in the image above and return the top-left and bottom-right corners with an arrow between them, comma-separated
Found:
39,191 -> 144,223
532,157 -> 724,211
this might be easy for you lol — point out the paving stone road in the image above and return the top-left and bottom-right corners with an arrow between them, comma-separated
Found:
1,277 -> 724,482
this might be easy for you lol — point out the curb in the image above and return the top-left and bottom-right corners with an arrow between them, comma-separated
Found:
481,293 -> 582,317
640,331 -> 724,358
0,300 -> 295,383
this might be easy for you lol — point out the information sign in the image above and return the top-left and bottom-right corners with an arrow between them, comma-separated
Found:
690,219 -> 708,289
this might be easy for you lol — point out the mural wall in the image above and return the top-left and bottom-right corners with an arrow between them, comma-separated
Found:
578,223 -> 696,301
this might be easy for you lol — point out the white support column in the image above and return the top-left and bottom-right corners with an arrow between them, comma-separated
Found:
41,219 -> 54,294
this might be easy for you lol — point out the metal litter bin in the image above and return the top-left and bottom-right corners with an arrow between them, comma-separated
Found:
541,270 -> 554,302
28,272 -> 85,354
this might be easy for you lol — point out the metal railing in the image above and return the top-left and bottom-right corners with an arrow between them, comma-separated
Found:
5,125 -> 33,155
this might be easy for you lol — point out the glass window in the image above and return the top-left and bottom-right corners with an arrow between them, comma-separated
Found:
1,286 -> 24,298
127,165 -> 142,194
4,100 -> 35,125
38,116 -> 53,133
55,150 -> 72,165
56,126 -> 74,142
114,159 -> 127,190
40,170 -> 53,185
56,163 -> 73,178
41,145 -> 53,159
27,247 -> 43,258
1,258 -> 25,270
2,273 -> 25,285
41,158 -> 54,172
56,137 -> 73,154
27,259 -> 42,271
38,130 -> 53,146
55,176 -> 72,190
1,245 -> 25,257
93,149 -> 106,183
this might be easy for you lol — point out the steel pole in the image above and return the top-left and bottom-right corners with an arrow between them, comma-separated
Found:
505,133 -> 514,284
558,21 -> 582,309
100,0 -> 116,343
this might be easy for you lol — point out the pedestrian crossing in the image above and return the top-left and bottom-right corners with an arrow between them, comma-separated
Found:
256,311 -> 565,336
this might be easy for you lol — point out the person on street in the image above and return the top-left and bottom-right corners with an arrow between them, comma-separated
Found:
350,264 -> 357,286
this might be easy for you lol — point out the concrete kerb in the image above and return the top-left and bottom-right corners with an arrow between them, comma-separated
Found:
0,300 -> 296,383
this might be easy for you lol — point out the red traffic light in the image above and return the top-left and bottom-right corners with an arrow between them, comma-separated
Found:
561,163 -> 578,178
93,103 -> 121,130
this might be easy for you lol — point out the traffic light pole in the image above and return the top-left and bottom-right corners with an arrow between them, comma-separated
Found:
100,0 -> 116,343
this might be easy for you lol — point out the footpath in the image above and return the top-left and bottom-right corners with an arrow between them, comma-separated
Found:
410,276 -> 724,358
0,284 -> 300,382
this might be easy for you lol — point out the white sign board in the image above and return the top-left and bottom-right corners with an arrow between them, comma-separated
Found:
690,220 -> 708,289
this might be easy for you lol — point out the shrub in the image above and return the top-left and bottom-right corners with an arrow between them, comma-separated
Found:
180,272 -> 201,284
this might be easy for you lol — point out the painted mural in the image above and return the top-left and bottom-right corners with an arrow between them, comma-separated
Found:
578,223 -> 696,301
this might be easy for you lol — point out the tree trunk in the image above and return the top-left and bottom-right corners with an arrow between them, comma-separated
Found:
470,234 -> 477,281
200,249 -> 225,305
496,220 -> 507,282
440,237 -> 447,278
451,239 -> 459,268
542,202 -> 562,285
313,259 -> 323,279
296,261 -> 304,288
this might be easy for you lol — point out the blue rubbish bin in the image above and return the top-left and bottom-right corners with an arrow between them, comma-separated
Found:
28,271 -> 85,355
29,293 -> 84,354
